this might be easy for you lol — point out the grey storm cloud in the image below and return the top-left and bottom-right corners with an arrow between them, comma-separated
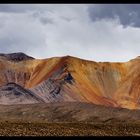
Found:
39,17 -> 53,24
0,4 -> 50,13
0,4 -> 54,25
0,4 -> 33,13
88,4 -> 140,28
31,11 -> 54,25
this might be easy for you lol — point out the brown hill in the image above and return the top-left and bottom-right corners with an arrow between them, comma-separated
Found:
0,53 -> 140,110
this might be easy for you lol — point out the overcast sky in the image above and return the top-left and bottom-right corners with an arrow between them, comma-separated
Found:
0,4 -> 140,62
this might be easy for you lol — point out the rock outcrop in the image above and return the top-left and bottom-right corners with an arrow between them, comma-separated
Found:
0,82 -> 45,104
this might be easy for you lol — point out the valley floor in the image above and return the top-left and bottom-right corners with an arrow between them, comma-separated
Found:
0,102 -> 140,136
0,122 -> 139,136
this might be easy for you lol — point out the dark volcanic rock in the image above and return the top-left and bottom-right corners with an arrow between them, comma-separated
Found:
0,82 -> 45,104
0,52 -> 34,62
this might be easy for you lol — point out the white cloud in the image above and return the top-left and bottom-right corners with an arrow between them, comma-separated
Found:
0,4 -> 140,62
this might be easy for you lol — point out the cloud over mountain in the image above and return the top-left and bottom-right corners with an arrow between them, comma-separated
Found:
0,4 -> 140,62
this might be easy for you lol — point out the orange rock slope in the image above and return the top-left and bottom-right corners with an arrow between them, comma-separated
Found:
0,53 -> 140,110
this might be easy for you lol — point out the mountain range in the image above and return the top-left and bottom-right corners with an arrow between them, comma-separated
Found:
0,52 -> 140,110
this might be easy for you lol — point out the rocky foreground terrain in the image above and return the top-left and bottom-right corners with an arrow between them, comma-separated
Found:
0,122 -> 140,136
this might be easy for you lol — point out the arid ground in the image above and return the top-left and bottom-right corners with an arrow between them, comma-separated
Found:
0,122 -> 140,136
0,102 -> 140,136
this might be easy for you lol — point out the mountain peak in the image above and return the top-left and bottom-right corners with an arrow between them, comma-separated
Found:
0,52 -> 34,62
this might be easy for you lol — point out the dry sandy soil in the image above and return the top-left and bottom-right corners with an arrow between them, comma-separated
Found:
0,122 -> 140,136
